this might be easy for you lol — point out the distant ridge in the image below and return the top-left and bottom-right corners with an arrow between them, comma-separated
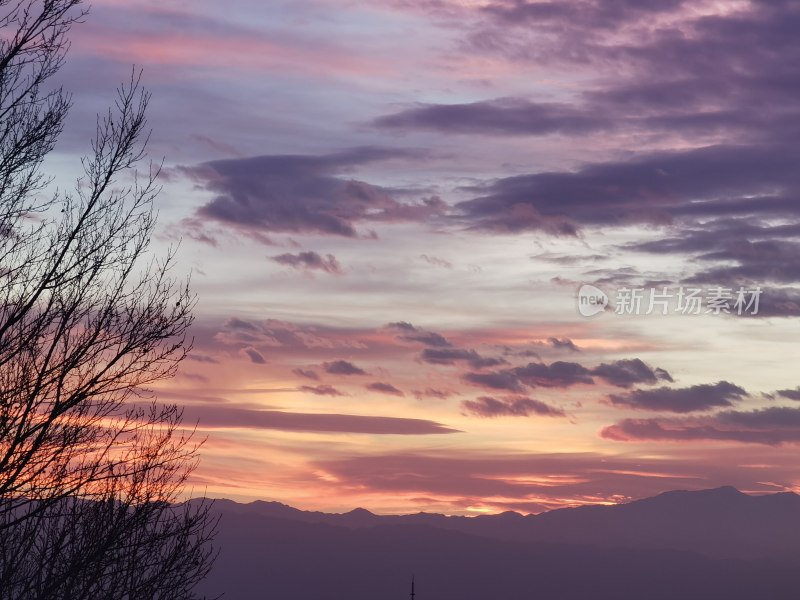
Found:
197,487 -> 800,600
204,486 -> 800,561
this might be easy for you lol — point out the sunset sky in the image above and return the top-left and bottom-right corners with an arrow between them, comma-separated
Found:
48,0 -> 800,514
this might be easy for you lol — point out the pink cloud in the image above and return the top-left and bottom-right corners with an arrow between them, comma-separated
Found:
186,405 -> 459,435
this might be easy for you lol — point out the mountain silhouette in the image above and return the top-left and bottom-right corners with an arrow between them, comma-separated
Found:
197,487 -> 800,599
206,486 -> 800,560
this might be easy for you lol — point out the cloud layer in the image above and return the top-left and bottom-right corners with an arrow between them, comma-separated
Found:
181,148 -> 446,240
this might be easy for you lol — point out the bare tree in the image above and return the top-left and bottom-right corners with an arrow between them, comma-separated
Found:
0,1 -> 216,598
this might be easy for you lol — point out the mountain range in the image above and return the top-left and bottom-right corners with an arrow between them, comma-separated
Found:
197,487 -> 800,599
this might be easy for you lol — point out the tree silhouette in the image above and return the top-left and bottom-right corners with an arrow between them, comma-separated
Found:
0,1 -> 216,598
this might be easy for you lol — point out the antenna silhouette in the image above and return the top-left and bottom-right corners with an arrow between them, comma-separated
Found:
410,575 -> 416,600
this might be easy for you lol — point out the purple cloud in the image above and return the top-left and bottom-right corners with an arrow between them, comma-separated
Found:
481,0 -> 686,32
373,0 -> 800,150
463,371 -> 525,393
299,384 -> 346,397
603,406 -> 800,446
777,387 -> 800,401
323,360 -> 367,376
464,359 -> 672,393
293,368 -> 320,381
215,318 -> 368,353
607,381 -> 747,413
366,382 -> 405,396
420,347 -> 506,369
420,254 -> 452,269
626,221 -> 800,289
387,322 -> 452,347
548,337 -> 580,352
413,388 -> 456,400
511,361 -> 594,388
391,0 -> 800,275
182,147 -> 446,239
455,144 -> 800,235
752,287 -> 800,317
186,353 -> 219,364
373,98 -> 610,136
592,359 -> 673,389
271,251 -> 343,275
462,395 -> 565,418
242,347 -> 266,364
187,405 -> 458,435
